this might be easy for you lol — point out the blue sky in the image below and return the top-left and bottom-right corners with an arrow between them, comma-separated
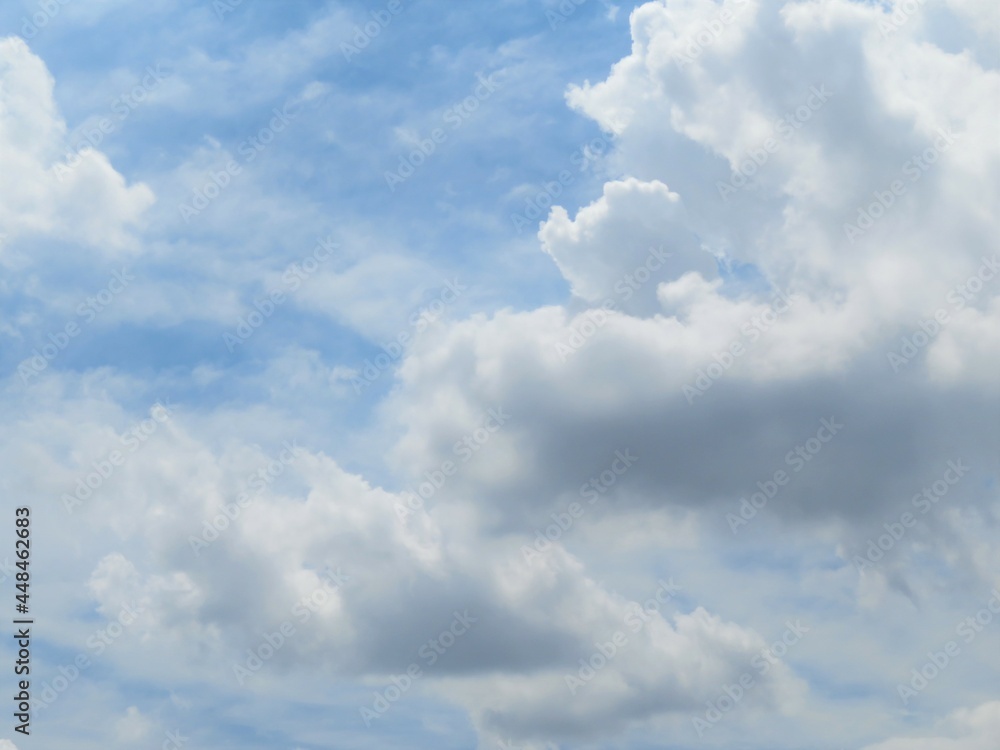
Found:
1,1 -> 999,749
1,0 -> 642,436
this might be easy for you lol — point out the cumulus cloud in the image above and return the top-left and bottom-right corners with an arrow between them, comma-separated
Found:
384,0 -> 999,533
4,378 -> 793,746
539,177 -> 717,315
0,37 -> 154,253
373,1 -> 1000,739
4,1 -> 998,748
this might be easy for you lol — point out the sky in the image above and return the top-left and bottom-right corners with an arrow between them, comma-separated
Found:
0,0 -> 998,748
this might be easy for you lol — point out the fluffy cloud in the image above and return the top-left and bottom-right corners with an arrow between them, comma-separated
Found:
4,374 -> 801,747
377,0 -> 1000,741
0,37 -> 153,252
3,1 -> 998,748
539,177 -> 717,315
386,0 -> 999,529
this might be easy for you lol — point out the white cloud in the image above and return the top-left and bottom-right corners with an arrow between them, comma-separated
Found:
862,701 -> 1000,750
114,706 -> 153,743
4,1 -> 999,748
539,177 -> 717,315
0,37 -> 154,253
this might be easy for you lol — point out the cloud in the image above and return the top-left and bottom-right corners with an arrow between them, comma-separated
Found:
861,701 -> 1000,750
0,37 -> 154,253
539,177 -> 717,315
3,1 -> 998,748
370,2 -> 1000,739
